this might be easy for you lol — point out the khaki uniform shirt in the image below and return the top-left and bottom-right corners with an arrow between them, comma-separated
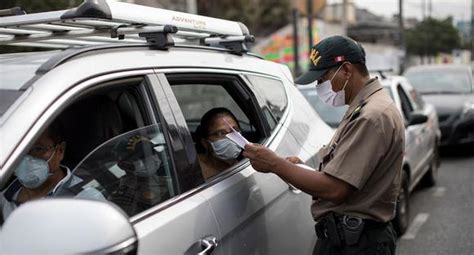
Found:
311,78 -> 405,223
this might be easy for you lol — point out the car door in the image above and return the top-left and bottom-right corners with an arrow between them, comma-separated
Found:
401,80 -> 434,171
396,84 -> 425,187
16,71 -> 222,255
158,70 -> 316,255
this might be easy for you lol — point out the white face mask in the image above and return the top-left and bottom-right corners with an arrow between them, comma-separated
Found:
210,138 -> 242,161
15,150 -> 56,189
315,63 -> 349,107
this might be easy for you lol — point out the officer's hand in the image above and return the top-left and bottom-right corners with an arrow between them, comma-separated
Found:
285,156 -> 303,164
243,143 -> 281,173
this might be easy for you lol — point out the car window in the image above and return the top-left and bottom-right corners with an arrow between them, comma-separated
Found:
170,84 -> 251,133
299,88 -> 347,128
405,68 -> 472,94
408,87 -> 425,110
57,124 -> 175,217
245,75 -> 288,130
397,85 -> 413,121
166,73 -> 264,179
3,76 -> 179,218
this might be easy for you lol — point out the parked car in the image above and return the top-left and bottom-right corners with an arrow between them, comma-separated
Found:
0,1 -> 334,254
404,64 -> 474,146
297,86 -> 348,129
298,75 -> 441,235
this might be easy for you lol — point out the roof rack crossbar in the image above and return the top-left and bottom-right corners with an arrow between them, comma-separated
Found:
138,25 -> 177,50
0,0 -> 254,51
202,35 -> 255,55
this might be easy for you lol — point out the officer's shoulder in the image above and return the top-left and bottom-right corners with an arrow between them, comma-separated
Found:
351,97 -> 394,124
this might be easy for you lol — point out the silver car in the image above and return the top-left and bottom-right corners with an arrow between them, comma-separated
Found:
0,1 -> 334,254
298,75 -> 441,235
404,64 -> 474,146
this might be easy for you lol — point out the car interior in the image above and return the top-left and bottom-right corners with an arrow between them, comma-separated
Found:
2,73 -> 270,218
166,73 -> 265,149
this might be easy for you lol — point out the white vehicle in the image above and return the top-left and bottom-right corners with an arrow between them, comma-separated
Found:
0,1 -> 334,254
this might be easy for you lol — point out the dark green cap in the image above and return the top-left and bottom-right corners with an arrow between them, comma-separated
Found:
295,35 -> 366,85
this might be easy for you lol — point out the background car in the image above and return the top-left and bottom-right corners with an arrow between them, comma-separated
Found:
298,74 -> 441,235
0,1 -> 334,254
404,64 -> 474,147
298,86 -> 348,129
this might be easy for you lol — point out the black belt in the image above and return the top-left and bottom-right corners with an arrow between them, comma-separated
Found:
315,212 -> 389,246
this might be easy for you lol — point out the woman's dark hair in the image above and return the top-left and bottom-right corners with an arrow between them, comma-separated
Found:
195,107 -> 239,153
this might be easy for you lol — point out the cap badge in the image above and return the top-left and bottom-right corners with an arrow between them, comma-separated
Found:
335,55 -> 345,62
309,49 -> 321,66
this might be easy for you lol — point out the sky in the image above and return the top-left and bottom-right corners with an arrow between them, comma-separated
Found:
328,0 -> 472,23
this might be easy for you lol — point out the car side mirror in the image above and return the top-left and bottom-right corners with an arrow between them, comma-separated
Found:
408,112 -> 428,126
0,199 -> 137,254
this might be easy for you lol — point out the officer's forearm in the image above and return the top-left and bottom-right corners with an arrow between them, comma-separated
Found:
272,158 -> 354,204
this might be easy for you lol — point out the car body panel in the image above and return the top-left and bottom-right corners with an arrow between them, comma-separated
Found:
132,192 -> 222,254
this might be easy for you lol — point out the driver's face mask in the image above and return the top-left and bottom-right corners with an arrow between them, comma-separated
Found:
15,150 -> 56,189
314,63 -> 350,107
210,138 -> 242,161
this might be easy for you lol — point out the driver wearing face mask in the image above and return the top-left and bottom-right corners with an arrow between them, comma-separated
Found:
0,120 -> 83,221
196,107 -> 243,179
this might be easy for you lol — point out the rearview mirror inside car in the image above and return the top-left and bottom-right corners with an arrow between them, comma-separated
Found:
0,199 -> 137,254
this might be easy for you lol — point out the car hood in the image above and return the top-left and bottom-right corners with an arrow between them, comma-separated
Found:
421,93 -> 474,116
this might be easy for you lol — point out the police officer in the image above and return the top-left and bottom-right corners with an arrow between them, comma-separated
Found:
243,35 -> 405,254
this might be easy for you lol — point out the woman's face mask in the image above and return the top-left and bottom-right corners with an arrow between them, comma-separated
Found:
210,138 -> 242,161
315,63 -> 349,107
14,150 -> 56,189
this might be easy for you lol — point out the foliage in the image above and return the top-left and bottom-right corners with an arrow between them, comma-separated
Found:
405,17 -> 461,56
197,0 -> 291,37
0,0 -> 82,13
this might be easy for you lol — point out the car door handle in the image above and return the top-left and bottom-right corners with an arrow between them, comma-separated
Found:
197,236 -> 218,255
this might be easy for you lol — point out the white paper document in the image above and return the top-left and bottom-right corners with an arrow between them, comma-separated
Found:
226,131 -> 250,149
222,117 -> 250,149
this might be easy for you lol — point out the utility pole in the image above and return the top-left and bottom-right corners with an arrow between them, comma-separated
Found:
428,0 -> 432,19
186,0 -> 197,14
307,0 -> 314,51
342,0 -> 348,34
399,0 -> 406,71
471,0 -> 473,63
422,0 -> 426,20
292,6 -> 301,76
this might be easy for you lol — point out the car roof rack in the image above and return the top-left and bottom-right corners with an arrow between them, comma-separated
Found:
0,0 -> 254,54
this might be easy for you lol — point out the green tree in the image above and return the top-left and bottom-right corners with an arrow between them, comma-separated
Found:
0,0 -> 81,13
405,17 -> 461,57
197,0 -> 291,37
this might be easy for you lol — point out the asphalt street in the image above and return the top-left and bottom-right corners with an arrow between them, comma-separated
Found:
397,146 -> 474,255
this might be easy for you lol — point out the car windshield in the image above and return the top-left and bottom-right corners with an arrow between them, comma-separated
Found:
0,51 -> 59,117
299,88 -> 348,128
404,68 -> 472,94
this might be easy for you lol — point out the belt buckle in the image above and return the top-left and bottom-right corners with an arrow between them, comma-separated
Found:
342,215 -> 363,230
